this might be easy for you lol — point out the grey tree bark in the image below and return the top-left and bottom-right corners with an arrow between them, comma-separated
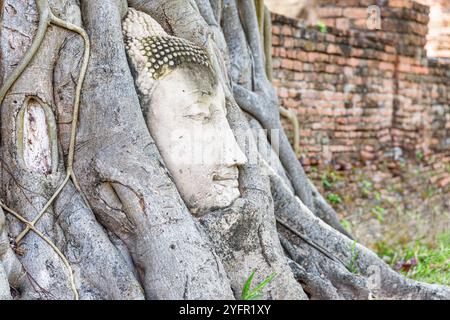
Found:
0,0 -> 448,300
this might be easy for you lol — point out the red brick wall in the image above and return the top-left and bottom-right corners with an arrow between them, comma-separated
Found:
271,7 -> 450,183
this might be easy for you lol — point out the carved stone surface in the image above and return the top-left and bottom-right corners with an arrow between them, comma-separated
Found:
123,9 -> 247,215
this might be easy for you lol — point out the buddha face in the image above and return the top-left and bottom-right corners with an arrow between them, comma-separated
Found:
122,9 -> 247,214
148,67 -> 247,215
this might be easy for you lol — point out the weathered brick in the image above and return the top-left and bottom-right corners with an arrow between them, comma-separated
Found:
281,25 -> 293,36
343,8 -> 367,19
326,43 -> 342,55
317,7 -> 343,18
389,0 -> 413,9
336,18 -> 350,30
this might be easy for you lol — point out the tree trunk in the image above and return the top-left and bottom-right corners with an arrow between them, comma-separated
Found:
0,0 -> 448,300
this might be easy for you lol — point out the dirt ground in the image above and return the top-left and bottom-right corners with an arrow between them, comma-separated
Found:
308,158 -> 449,284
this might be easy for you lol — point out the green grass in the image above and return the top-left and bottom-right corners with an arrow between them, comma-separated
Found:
371,206 -> 386,222
421,186 -> 436,200
240,270 -> 277,300
341,218 -> 352,233
321,171 -> 337,190
360,180 -> 373,198
415,150 -> 425,162
322,173 -> 333,190
375,232 -> 450,285
347,240 -> 360,274
327,193 -> 342,205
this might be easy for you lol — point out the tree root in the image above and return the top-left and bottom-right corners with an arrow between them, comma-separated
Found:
0,208 -> 25,299
70,0 -> 236,299
266,157 -> 450,299
0,0 -> 91,300
13,0 -> 91,244
231,1 -> 348,228
279,106 -> 300,155
282,236 -> 370,300
0,201 -> 77,299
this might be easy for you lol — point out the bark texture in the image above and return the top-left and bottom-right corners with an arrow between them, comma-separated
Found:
0,0 -> 448,300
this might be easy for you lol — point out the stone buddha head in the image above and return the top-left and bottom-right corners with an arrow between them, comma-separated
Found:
123,9 -> 247,215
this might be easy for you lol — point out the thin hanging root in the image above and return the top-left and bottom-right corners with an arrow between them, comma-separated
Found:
276,217 -> 346,267
14,3 -> 90,244
0,202 -> 78,300
0,0 -> 91,300
279,106 -> 300,155
254,0 -> 265,44
263,6 -> 273,82
254,0 -> 271,80
263,4 -> 300,155
49,15 -> 90,171
15,174 -> 70,243
0,0 -> 50,104
253,1 -> 300,155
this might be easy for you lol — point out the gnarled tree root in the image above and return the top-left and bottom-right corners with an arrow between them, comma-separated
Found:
0,0 -> 144,300
267,159 -> 450,300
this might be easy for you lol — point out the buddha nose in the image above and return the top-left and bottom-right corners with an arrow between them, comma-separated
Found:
223,128 -> 247,167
